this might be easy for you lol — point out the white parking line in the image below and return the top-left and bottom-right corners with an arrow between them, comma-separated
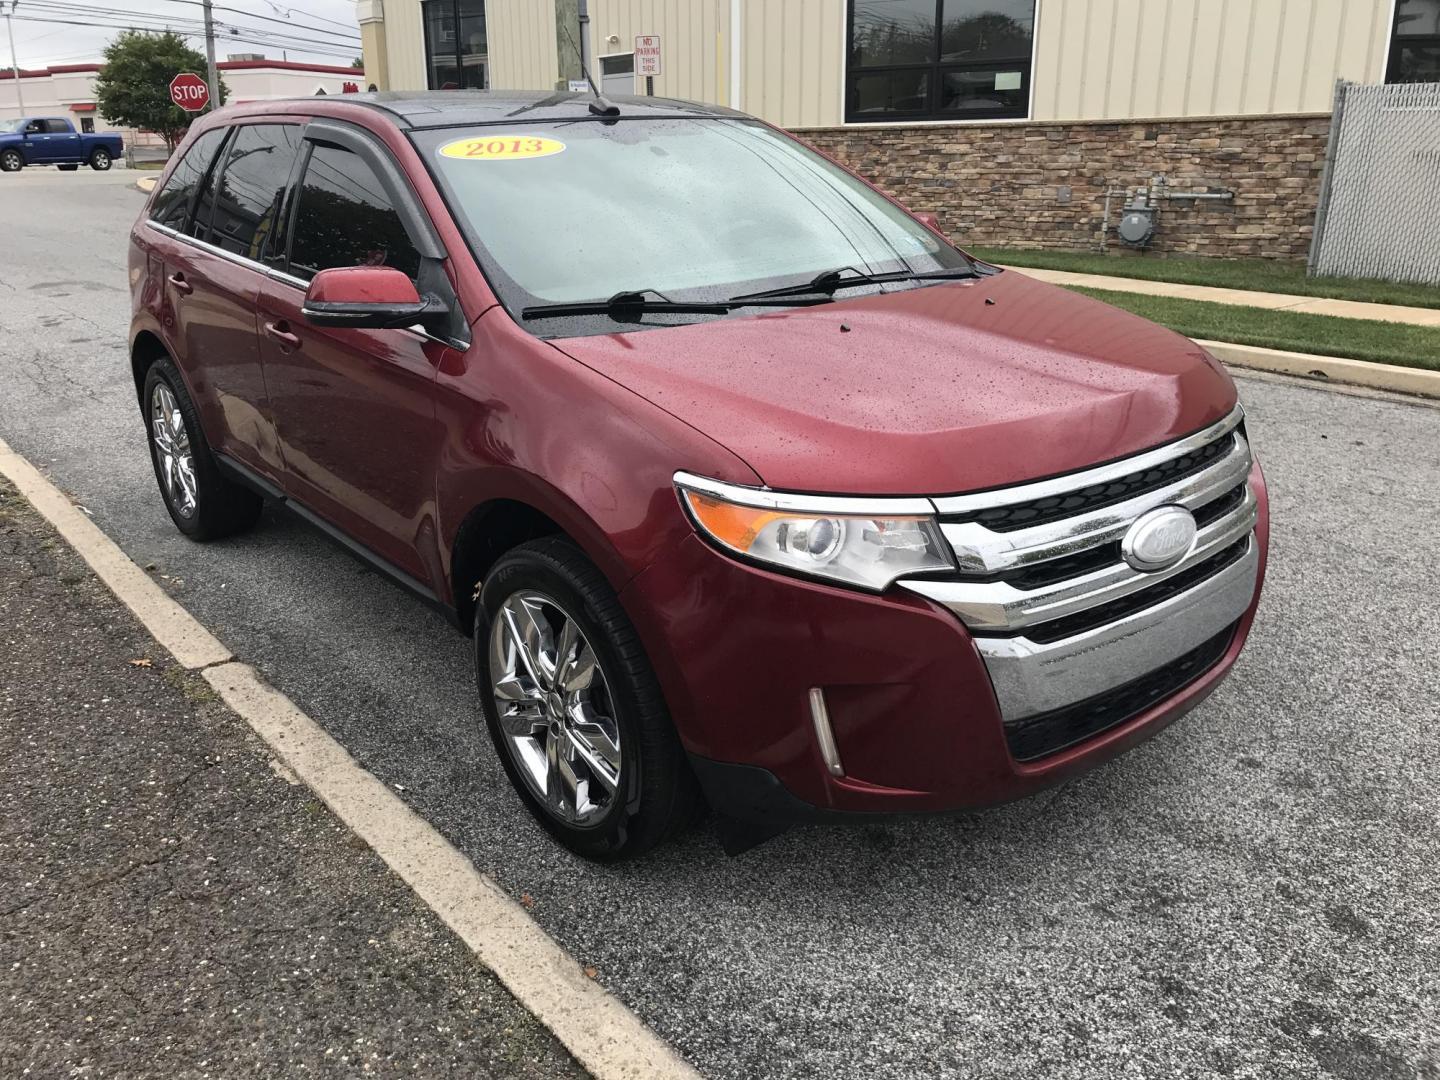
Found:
0,433 -> 700,1080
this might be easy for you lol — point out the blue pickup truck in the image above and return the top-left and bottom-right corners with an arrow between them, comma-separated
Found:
0,117 -> 124,173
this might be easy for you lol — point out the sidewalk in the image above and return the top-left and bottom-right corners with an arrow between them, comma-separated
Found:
1002,265 -> 1440,328
0,477 -> 585,1078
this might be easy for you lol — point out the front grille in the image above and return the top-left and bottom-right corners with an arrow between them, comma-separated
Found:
1021,537 -> 1249,644
898,406 -> 1260,740
1003,623 -> 1237,762
943,431 -> 1236,533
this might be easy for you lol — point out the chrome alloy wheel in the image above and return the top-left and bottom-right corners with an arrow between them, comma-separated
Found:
149,382 -> 197,519
489,591 -> 623,824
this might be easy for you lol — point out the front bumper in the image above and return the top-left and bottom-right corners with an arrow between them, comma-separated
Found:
619,458 -> 1269,825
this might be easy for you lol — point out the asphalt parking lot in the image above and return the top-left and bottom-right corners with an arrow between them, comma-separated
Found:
1,169 -> 1437,1079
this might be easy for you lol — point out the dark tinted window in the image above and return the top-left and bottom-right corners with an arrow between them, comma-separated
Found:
205,125 -> 302,262
44,119 -> 73,134
847,0 -> 1034,121
149,127 -> 228,231
287,144 -> 421,282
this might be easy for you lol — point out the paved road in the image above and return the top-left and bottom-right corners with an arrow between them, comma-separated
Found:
0,476 -> 584,1077
2,170 -> 1437,1079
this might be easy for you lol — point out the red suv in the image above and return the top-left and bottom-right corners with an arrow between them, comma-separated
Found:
129,93 -> 1268,859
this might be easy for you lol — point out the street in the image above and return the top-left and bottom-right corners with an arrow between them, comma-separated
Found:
1,169 -> 1437,1078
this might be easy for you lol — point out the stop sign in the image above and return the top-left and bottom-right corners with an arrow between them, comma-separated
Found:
169,72 -> 210,113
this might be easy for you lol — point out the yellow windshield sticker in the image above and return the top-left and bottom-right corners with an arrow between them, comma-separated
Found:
438,135 -> 566,161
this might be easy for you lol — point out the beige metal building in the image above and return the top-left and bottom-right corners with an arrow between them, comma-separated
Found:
357,0 -> 1439,259
359,0 -> 1434,125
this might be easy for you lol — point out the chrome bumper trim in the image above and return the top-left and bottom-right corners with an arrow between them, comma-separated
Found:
972,540 -> 1259,722
937,431 -> 1253,575
902,486 -> 1258,632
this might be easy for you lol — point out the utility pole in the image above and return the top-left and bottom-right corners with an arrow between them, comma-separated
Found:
200,0 -> 219,112
3,1 -> 24,115
576,0 -> 593,84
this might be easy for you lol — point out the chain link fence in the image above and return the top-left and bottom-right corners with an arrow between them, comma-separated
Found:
1309,81 -> 1440,285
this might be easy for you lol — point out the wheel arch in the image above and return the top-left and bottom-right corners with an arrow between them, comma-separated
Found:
448,498 -> 567,633
130,329 -> 171,403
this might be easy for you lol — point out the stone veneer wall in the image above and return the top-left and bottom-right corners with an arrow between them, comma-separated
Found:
797,114 -> 1334,261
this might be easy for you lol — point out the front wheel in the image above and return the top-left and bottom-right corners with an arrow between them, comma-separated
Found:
89,148 -> 112,171
0,149 -> 22,172
142,355 -> 262,540
476,538 -> 699,861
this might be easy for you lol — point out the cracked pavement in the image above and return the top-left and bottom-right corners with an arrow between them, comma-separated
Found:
0,477 -> 585,1078
0,167 -> 1437,1079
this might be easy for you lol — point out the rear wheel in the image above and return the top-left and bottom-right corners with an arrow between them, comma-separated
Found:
0,149 -> 22,172
141,355 -> 262,540
89,147 -> 111,171
475,538 -> 699,861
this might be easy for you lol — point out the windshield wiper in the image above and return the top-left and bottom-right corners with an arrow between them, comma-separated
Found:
727,265 -> 977,304
521,287 -> 832,321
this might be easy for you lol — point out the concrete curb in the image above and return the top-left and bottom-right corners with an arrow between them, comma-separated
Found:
1200,339 -> 1440,400
0,434 -> 700,1080
1003,264 -> 1440,328
135,175 -> 157,193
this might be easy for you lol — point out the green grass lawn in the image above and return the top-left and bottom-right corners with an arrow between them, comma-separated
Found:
1070,287 -> 1440,371
969,247 -> 1440,311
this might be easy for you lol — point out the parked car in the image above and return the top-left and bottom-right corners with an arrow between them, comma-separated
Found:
0,117 -> 122,172
128,92 -> 1268,860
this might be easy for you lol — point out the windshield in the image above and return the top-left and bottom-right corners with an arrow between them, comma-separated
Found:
0,119 -> 24,133
414,118 -> 974,332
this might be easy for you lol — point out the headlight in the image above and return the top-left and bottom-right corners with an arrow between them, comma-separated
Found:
675,473 -> 954,591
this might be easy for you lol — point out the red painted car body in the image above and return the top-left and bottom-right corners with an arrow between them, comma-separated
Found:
129,93 -> 1267,826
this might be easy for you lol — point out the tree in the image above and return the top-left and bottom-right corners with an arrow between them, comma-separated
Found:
94,31 -> 229,151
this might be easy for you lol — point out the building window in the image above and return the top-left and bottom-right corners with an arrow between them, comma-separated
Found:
1389,0 -> 1440,83
80,116 -> 94,133
846,0 -> 1034,122
423,0 -> 487,91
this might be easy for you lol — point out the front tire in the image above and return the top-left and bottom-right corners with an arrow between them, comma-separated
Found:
142,355 -> 262,540
476,538 -> 699,861
89,148 -> 112,171
0,149 -> 22,172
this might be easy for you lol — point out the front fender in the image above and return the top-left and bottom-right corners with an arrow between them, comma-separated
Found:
433,308 -> 762,602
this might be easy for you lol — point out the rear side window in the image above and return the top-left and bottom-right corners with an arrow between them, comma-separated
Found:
287,143 -> 421,283
44,119 -> 72,134
204,124 -> 303,263
149,127 -> 228,231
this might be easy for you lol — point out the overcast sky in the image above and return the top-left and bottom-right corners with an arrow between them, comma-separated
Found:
5,0 -> 363,69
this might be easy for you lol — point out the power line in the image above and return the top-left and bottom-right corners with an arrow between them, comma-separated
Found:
24,0 -> 359,45
6,14 -> 359,59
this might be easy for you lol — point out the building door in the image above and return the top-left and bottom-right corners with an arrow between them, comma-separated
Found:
600,53 -> 634,95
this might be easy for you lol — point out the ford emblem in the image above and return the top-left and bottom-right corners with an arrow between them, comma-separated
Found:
1121,506 -> 1197,572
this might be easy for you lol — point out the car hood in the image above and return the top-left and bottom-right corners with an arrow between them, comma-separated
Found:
549,270 -> 1237,495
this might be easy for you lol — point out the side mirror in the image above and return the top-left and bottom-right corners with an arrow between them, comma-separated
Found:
301,266 -> 448,330
913,211 -> 946,238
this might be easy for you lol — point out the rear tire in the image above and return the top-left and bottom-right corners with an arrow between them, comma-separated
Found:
141,355 -> 263,541
475,538 -> 700,861
58,163 -> 79,171
0,149 -> 21,172
89,148 -> 111,171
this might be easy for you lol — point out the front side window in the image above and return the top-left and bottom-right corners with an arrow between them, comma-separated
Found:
205,124 -> 302,262
149,126 -> 228,231
1389,0 -> 1440,82
847,0 -> 1034,121
417,118 -> 974,335
423,0 -> 487,90
286,143 -> 422,282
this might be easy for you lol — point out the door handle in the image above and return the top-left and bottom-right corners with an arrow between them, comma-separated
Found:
264,320 -> 301,350
167,272 -> 193,296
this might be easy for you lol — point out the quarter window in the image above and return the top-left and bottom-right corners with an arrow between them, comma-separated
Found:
205,125 -> 303,263
846,0 -> 1034,122
423,0 -> 487,90
286,143 -> 422,283
149,127 -> 228,232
